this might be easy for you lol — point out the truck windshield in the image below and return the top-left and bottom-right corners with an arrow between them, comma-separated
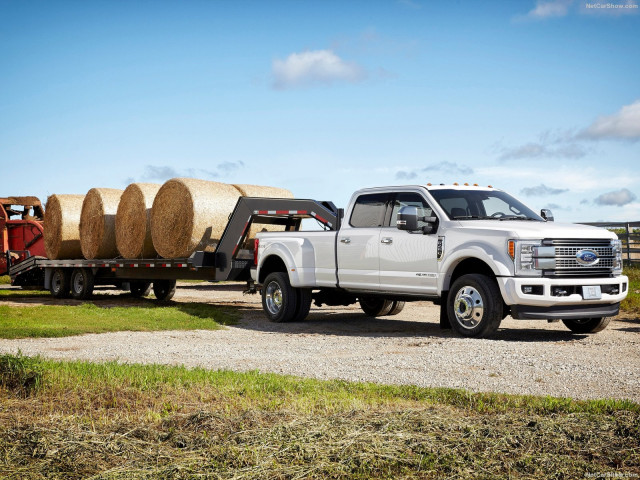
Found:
428,189 -> 543,221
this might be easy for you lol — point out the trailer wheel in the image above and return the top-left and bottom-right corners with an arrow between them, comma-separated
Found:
262,272 -> 298,322
70,268 -> 94,300
359,296 -> 394,317
387,301 -> 406,316
50,268 -> 71,298
562,317 -> 610,334
130,281 -> 152,298
153,280 -> 176,302
448,274 -> 502,338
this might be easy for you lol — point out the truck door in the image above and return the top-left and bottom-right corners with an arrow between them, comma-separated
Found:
379,192 -> 439,295
336,192 -> 389,291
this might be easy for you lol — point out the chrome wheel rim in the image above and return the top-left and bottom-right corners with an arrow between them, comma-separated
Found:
52,273 -> 62,292
265,281 -> 283,315
453,286 -> 484,329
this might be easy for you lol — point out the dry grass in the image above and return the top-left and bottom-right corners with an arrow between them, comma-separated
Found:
0,358 -> 638,479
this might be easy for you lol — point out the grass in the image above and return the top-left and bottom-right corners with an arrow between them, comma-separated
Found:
0,275 -> 10,284
0,354 -> 638,479
622,266 -> 640,315
0,303 -> 237,339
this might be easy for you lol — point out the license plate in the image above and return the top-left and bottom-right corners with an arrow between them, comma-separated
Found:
582,285 -> 602,300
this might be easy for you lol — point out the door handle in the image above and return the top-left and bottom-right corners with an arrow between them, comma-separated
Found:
381,237 -> 393,245
340,238 -> 351,244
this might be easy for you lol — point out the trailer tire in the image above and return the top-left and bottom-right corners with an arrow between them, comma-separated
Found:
448,273 -> 502,338
359,296 -> 394,317
387,301 -> 406,316
130,281 -> 152,298
70,268 -> 94,300
262,272 -> 298,322
50,268 -> 71,299
153,280 -> 176,302
562,317 -> 610,334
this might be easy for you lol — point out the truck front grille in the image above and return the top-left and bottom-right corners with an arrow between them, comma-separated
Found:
541,239 -> 615,277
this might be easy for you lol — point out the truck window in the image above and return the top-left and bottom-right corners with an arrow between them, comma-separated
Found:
388,193 -> 434,228
349,193 -> 388,228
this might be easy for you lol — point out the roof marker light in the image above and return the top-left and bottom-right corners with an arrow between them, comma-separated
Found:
453,182 -> 459,186
464,183 -> 469,186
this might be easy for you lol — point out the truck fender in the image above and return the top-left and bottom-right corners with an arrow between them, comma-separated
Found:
258,239 -> 316,288
439,244 -> 513,293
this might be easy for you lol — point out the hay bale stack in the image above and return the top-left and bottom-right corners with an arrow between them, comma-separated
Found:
79,188 -> 124,259
233,184 -> 294,239
115,183 -> 161,258
43,194 -> 85,259
151,178 -> 241,258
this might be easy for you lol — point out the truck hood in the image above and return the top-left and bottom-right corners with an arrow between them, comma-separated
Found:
451,220 -> 617,240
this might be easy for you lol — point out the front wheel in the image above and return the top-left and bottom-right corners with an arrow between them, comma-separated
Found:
448,274 -> 502,338
262,272 -> 298,322
562,317 -> 610,334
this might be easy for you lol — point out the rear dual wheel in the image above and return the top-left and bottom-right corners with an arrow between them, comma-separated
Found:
262,272 -> 312,323
562,317 -> 610,333
50,268 -> 71,298
70,268 -> 94,300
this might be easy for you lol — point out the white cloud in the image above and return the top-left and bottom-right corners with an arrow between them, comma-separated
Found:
594,188 -> 637,206
579,100 -> 640,141
525,0 -> 573,19
271,50 -> 366,89
497,141 -> 587,161
521,184 -> 569,196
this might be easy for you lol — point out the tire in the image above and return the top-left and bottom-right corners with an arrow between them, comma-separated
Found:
387,301 -> 406,316
359,296 -> 394,317
130,281 -> 152,298
562,317 -> 610,334
292,288 -> 312,322
262,272 -> 298,322
447,274 -> 502,338
153,280 -> 176,302
70,268 -> 94,300
50,268 -> 70,298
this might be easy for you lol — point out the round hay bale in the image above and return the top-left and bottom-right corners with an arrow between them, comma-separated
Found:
151,178 -> 241,258
115,183 -> 161,258
79,188 -> 124,259
43,194 -> 85,259
233,184 -> 294,239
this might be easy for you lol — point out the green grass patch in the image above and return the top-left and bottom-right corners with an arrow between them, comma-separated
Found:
0,303 -> 237,339
622,266 -> 640,315
0,288 -> 49,298
0,275 -> 10,284
0,355 -> 638,479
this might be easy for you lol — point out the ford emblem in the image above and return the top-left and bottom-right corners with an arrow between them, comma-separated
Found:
576,249 -> 599,266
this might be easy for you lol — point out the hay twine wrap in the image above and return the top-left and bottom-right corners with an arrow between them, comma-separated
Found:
233,184 -> 294,239
43,194 -> 85,260
115,183 -> 161,258
79,188 -> 124,259
151,178 -> 241,259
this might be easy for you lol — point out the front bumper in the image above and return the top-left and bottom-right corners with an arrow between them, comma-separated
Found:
497,275 -> 628,308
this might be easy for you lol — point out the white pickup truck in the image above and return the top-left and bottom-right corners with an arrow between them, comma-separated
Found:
253,184 -> 629,338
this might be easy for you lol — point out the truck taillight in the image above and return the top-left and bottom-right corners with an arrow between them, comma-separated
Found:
254,238 -> 259,266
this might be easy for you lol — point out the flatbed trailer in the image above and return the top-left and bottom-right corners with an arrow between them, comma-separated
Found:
6,197 -> 341,301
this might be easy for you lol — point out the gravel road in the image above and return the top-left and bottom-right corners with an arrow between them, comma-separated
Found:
2,282 -> 639,402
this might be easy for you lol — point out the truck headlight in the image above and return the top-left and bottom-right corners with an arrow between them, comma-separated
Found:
508,240 -> 544,277
612,239 -> 623,274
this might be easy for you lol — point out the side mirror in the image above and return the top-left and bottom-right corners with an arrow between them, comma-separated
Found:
540,209 -> 554,222
397,206 -> 437,234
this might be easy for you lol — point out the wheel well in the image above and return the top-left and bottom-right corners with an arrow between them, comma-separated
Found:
259,255 -> 287,283
446,258 -> 496,290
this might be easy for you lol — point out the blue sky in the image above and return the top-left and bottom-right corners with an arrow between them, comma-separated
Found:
1,0 -> 638,222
